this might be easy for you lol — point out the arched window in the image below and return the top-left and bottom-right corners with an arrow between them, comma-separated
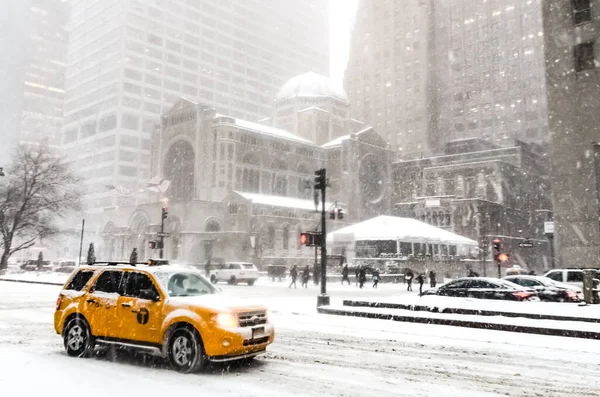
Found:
297,163 -> 311,199
271,159 -> 287,196
267,225 -> 275,250
205,220 -> 221,232
164,140 -> 195,201
282,226 -> 289,250
242,153 -> 260,193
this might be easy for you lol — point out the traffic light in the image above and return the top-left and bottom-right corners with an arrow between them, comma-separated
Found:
162,207 -> 168,220
329,208 -> 336,220
300,232 -> 323,247
337,207 -> 344,220
300,232 -> 310,246
492,238 -> 501,261
498,253 -> 509,262
148,241 -> 163,249
314,168 -> 326,190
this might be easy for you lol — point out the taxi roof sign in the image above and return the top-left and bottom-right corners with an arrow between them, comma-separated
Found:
148,259 -> 169,266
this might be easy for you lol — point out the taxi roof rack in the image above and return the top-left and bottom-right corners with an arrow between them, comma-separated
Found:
92,261 -> 143,267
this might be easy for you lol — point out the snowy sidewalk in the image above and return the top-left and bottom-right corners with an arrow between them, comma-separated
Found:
339,295 -> 600,323
318,304 -> 600,340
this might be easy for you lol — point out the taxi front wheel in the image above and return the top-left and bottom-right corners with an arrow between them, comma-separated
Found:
63,317 -> 95,358
168,328 -> 206,373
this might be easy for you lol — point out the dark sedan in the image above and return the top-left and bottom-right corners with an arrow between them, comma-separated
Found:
503,275 -> 580,303
422,277 -> 539,301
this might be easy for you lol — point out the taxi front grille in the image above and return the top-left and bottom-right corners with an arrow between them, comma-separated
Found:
238,311 -> 267,327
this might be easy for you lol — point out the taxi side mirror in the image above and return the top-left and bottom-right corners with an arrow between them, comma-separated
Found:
139,289 -> 159,301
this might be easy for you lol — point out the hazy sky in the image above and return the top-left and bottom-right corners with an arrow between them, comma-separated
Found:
329,0 -> 359,86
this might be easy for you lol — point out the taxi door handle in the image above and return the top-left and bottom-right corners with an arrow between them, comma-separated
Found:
121,302 -> 132,308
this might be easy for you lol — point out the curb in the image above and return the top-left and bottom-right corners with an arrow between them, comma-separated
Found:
318,306 -> 600,340
343,299 -> 600,324
0,278 -> 63,287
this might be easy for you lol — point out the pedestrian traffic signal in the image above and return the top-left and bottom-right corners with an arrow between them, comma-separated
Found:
300,233 -> 309,246
162,207 -> 168,220
337,208 -> 344,220
299,232 -> 323,247
148,240 -> 163,249
329,208 -> 336,220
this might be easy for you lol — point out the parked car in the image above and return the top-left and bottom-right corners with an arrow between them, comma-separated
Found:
422,277 -> 540,301
543,268 -> 599,289
503,275 -> 581,302
54,261 -> 77,274
210,262 -> 259,285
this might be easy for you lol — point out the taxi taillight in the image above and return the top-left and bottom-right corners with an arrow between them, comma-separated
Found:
56,295 -> 63,311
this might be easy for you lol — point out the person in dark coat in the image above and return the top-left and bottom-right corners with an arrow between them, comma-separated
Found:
405,270 -> 414,291
416,273 -> 425,296
289,265 -> 298,289
372,268 -> 380,289
429,270 -> 436,288
301,265 -> 310,288
467,268 -> 479,277
355,267 -> 360,286
341,264 -> 351,285
358,267 -> 367,289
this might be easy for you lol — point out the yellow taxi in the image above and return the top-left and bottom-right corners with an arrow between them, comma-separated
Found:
54,260 -> 274,373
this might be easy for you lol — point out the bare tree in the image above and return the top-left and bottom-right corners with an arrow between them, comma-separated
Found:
0,144 -> 81,271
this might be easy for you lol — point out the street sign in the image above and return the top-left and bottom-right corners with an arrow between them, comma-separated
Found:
544,221 -> 554,235
157,232 -> 170,238
519,238 -> 534,248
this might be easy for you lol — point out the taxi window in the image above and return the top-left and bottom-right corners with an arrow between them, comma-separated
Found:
93,270 -> 124,294
123,272 -> 159,298
66,270 -> 94,291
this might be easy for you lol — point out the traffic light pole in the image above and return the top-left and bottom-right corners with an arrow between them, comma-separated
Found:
160,208 -> 165,259
317,176 -> 329,306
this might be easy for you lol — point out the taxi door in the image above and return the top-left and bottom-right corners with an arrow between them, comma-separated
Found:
116,271 -> 164,344
84,270 -> 124,338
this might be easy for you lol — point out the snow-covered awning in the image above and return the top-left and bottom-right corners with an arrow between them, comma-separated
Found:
234,191 -> 333,212
327,215 -> 477,246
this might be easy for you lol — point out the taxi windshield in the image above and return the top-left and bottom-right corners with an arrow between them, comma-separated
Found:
153,271 -> 217,297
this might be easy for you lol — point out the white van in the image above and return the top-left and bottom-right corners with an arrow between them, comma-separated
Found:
543,269 -> 597,289
210,262 -> 259,286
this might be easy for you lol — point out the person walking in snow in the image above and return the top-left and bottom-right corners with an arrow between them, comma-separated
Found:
341,264 -> 351,285
416,273 -> 425,296
355,266 -> 360,286
405,270 -> 414,291
358,267 -> 367,289
429,270 -> 436,288
372,268 -> 380,289
301,265 -> 310,288
289,265 -> 298,289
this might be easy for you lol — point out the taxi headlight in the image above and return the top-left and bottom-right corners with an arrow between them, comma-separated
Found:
213,313 -> 238,328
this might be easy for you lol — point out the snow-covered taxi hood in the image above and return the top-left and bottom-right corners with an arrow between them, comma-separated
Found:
167,293 -> 267,313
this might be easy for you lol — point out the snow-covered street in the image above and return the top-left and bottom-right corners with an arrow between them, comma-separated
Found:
1,280 -> 600,396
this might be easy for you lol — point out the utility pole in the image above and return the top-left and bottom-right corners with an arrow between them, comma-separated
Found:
160,206 -> 168,259
77,219 -> 85,267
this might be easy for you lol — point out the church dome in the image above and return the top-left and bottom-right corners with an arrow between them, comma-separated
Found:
276,72 -> 349,103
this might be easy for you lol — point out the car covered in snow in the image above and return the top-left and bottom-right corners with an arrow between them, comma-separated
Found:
422,277 -> 540,301
54,261 -> 274,373
209,262 -> 259,285
503,275 -> 582,302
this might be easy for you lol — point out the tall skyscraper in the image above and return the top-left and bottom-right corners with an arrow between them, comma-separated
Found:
62,0 -> 329,211
0,0 -> 69,158
542,0 -> 600,268
345,0 -> 548,158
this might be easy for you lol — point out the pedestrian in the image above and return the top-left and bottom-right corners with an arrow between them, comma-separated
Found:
405,269 -> 414,291
341,264 -> 351,285
372,268 -> 380,288
289,265 -> 298,288
429,270 -> 436,288
359,267 -> 367,289
355,266 -> 360,286
416,273 -> 425,296
302,265 -> 310,288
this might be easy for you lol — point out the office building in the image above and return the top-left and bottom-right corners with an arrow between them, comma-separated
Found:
62,0 -> 329,211
345,0 -> 549,158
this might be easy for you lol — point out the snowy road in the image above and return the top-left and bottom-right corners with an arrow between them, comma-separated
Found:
1,281 -> 600,396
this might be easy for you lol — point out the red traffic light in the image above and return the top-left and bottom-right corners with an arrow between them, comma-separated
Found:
300,233 -> 308,245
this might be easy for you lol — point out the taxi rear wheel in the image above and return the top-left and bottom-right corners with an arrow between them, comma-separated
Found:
63,317 -> 95,358
168,328 -> 206,373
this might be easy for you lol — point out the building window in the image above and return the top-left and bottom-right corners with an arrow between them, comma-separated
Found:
282,227 -> 289,250
572,0 -> 592,25
267,226 -> 275,250
228,203 -> 238,214
574,42 -> 596,72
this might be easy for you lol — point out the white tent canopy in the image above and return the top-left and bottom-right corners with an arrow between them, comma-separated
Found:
327,215 -> 477,246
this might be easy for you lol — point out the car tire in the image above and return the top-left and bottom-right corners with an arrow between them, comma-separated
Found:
228,275 -> 237,285
210,274 -> 217,284
247,280 -> 255,286
168,327 -> 206,374
63,316 -> 95,358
